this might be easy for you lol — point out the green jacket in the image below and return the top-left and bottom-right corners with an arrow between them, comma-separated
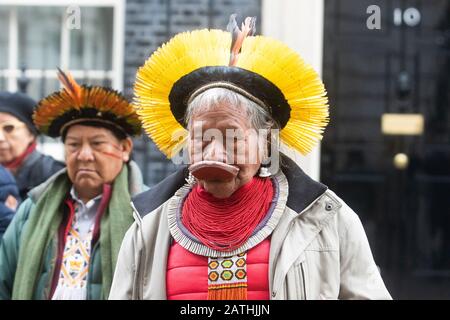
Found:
0,161 -> 147,300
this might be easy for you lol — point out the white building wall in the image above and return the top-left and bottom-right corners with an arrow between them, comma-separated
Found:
262,0 -> 324,181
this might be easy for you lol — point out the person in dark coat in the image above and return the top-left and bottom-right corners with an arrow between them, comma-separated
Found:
0,92 -> 65,199
0,165 -> 20,239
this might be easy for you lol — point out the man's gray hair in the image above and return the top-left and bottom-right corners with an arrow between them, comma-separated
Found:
185,87 -> 276,131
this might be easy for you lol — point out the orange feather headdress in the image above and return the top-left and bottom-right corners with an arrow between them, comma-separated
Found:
33,68 -> 141,138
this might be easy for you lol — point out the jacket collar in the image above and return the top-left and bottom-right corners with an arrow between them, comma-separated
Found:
28,167 -> 66,202
279,154 -> 328,213
132,154 -> 328,218
132,165 -> 189,218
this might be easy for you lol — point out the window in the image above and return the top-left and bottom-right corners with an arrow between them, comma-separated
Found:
0,8 -> 9,88
0,0 -> 125,160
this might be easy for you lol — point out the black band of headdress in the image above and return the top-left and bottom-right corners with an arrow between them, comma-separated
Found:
59,118 -> 128,137
187,81 -> 271,114
47,107 -> 135,138
169,66 -> 291,129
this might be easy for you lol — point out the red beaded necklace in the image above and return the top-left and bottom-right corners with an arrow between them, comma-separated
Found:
182,177 -> 274,252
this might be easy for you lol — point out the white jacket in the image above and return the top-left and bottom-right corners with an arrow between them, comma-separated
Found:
109,157 -> 392,300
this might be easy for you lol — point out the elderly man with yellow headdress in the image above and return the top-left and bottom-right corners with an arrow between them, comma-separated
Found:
0,70 -> 146,300
109,15 -> 391,300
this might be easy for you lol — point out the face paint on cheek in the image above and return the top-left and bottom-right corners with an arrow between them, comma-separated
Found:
99,143 -> 126,160
98,150 -> 124,160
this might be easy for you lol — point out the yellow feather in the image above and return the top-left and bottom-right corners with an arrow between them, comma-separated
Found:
237,36 -> 329,155
134,29 -> 230,158
135,29 -> 329,157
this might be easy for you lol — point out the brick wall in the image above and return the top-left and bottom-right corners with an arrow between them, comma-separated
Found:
124,0 -> 261,186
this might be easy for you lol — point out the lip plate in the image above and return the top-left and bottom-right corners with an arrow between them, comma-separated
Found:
189,160 -> 239,181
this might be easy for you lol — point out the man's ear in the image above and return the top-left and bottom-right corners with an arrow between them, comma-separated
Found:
121,137 -> 133,162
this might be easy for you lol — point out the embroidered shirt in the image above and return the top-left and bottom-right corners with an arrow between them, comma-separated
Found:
51,188 -> 102,300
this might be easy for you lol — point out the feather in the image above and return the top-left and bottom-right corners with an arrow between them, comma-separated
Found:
134,29 -> 230,157
56,68 -> 82,106
228,15 -> 257,66
236,36 -> 329,154
34,70 -> 141,137
227,13 -> 239,47
135,27 -> 329,158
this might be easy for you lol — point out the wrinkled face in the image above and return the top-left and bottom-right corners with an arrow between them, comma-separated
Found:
0,112 -> 35,164
65,125 -> 132,198
188,103 -> 262,198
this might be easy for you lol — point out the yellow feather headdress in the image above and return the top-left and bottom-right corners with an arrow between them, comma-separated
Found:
134,16 -> 329,157
34,69 -> 141,138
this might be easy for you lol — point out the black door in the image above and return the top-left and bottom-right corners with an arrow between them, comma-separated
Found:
322,0 -> 450,299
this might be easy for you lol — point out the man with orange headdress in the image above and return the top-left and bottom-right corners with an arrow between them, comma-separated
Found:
110,15 -> 391,300
0,70 -> 146,300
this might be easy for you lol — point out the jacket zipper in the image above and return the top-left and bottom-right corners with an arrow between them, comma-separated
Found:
300,263 -> 307,300
130,201 -> 146,300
